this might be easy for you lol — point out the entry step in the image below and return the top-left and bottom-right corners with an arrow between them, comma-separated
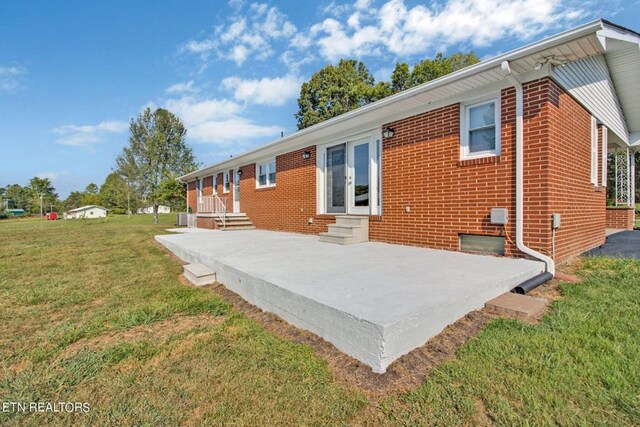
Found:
485,292 -> 548,320
319,216 -> 369,245
183,263 -> 216,286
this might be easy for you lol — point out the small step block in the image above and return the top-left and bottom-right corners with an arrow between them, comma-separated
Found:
485,292 -> 548,319
183,263 -> 216,287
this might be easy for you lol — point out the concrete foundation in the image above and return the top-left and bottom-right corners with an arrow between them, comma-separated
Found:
156,228 -> 544,373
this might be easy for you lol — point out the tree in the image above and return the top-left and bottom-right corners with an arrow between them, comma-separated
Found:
390,62 -> 411,94
63,191 -> 84,211
295,52 -> 480,129
4,184 -> 31,211
411,51 -> 479,86
28,177 -> 58,216
295,59 -> 388,130
158,177 -> 187,212
116,107 -> 197,224
100,172 -> 136,215
81,182 -> 101,206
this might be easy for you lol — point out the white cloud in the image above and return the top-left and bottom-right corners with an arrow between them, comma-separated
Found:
182,2 -> 297,65
222,74 -> 302,106
53,120 -> 129,147
166,80 -> 199,94
161,95 -> 281,144
307,0 -> 584,60
36,171 -> 69,181
0,65 -> 26,91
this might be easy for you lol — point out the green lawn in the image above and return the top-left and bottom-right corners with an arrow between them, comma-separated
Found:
1,215 -> 638,425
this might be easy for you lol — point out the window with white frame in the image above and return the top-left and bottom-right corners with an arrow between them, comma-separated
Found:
591,116 -> 598,185
223,171 -> 230,193
256,159 -> 276,188
461,98 -> 501,159
213,174 -> 218,193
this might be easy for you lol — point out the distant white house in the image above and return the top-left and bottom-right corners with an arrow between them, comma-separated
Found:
64,205 -> 108,220
137,205 -> 171,214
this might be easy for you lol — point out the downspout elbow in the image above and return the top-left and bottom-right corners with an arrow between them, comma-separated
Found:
501,61 -> 556,276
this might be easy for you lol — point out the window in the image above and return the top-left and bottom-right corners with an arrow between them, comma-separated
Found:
591,116 -> 598,185
256,159 -> 276,187
213,174 -> 218,193
223,171 -> 230,193
461,98 -> 500,159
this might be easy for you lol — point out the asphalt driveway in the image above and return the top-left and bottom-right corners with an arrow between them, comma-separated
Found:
587,230 -> 640,259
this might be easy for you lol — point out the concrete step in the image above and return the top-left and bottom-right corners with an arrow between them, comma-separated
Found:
215,219 -> 254,226
335,216 -> 369,227
327,223 -> 358,236
183,263 -> 216,286
220,225 -> 256,231
485,292 -> 549,320
319,232 -> 356,245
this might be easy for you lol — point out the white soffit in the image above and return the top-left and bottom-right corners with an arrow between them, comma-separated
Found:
551,54 -> 629,142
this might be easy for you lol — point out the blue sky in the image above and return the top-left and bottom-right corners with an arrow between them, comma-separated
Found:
1,0 -> 637,197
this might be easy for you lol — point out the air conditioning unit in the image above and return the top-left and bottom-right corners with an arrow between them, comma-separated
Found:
176,212 -> 188,226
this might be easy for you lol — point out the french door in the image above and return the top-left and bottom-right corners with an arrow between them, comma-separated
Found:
325,139 -> 370,215
233,169 -> 240,213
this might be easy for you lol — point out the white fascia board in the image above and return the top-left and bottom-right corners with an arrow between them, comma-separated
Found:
179,20 -> 606,182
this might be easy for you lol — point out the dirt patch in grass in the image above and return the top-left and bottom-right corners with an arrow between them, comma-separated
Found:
58,314 -> 223,360
202,281 -> 506,397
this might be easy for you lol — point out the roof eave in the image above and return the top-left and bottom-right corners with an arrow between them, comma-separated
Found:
179,19 -> 606,182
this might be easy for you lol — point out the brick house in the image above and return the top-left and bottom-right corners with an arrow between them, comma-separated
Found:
180,20 -> 639,276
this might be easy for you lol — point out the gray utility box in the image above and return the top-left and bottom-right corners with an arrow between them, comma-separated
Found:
176,212 -> 188,226
490,208 -> 509,225
551,213 -> 561,229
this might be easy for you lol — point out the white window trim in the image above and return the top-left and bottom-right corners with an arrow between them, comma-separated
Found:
255,158 -> 276,188
591,116 -> 598,185
601,126 -> 608,187
213,174 -> 218,192
315,129 -> 381,216
460,96 -> 501,160
223,171 -> 230,193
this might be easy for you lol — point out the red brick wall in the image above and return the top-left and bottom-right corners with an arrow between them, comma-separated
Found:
605,207 -> 635,230
370,77 -> 605,261
203,176 -> 213,196
185,77 -> 606,261
196,216 -> 217,229
369,93 -> 519,255
545,79 -> 606,260
238,146 -> 334,234
187,181 -> 196,214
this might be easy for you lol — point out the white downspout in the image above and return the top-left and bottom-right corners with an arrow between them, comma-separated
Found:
501,61 -> 555,275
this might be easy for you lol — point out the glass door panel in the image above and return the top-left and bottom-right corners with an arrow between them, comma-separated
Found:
326,144 -> 346,213
348,141 -> 370,214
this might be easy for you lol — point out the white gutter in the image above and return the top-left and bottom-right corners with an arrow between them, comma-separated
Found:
501,61 -> 556,275
179,20 -> 606,182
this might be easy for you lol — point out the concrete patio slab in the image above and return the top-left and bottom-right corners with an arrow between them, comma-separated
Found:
157,228 -> 544,373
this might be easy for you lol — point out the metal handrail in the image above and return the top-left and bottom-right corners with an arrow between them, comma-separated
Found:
197,195 -> 227,228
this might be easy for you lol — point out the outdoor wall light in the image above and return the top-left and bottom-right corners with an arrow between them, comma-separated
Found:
237,169 -> 243,176
302,150 -> 311,159
383,127 -> 395,139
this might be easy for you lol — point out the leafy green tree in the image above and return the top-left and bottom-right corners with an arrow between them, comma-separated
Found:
63,191 -> 84,211
100,172 -> 136,215
411,51 -> 479,86
81,182 -> 101,206
4,184 -> 31,211
158,177 -> 187,212
116,107 -> 197,224
28,177 -> 58,216
390,62 -> 411,94
295,52 -> 479,129
295,59 -> 388,130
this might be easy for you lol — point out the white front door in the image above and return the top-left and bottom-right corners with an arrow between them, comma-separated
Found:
323,138 -> 371,215
233,169 -> 240,213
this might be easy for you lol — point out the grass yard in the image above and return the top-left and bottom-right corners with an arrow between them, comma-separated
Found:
0,215 -> 639,425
